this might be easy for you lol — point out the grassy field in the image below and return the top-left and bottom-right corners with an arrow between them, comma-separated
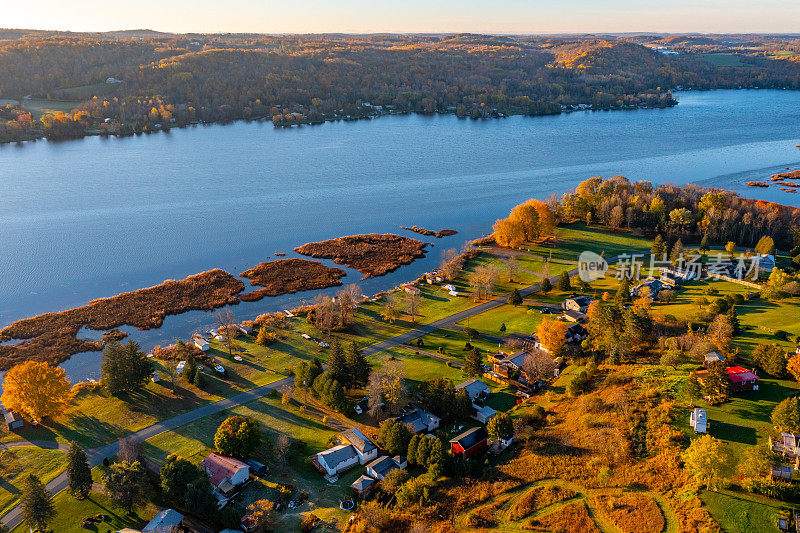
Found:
0,447 -> 65,515
456,302 -> 543,337
20,99 -> 80,120
54,83 -> 119,101
10,467 -> 158,533
699,53 -> 749,67
523,222 -> 651,263
700,489 -> 795,533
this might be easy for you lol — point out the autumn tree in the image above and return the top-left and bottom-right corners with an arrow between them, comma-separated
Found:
463,347 -> 484,378
536,317 -> 568,355
1,361 -> 72,423
214,416 -> 262,458
100,340 -> 152,395
501,255 -> 519,283
752,343 -> 787,377
522,350 -> 557,382
439,248 -> 459,281
21,474 -> 55,532
367,362 -> 408,416
487,412 -> 514,443
772,397 -> 800,433
103,460 -> 149,513
682,435 -> 734,490
469,264 -> 499,301
787,353 -> 800,383
754,235 -> 775,255
245,499 -> 278,533
405,290 -> 422,322
380,291 -> 402,323
216,308 -> 238,358
67,441 -> 92,499
704,362 -> 730,404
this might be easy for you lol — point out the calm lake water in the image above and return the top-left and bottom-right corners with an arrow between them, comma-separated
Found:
1,89 -> 799,381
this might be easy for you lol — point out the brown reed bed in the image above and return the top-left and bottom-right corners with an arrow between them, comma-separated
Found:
400,225 -> 458,238
239,258 -> 346,302
0,269 -> 244,370
771,169 -> 800,181
746,181 -> 769,187
294,233 -> 428,278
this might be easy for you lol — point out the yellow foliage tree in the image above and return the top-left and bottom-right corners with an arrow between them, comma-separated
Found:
536,317 -> 569,354
1,361 -> 72,422
787,354 -> 800,383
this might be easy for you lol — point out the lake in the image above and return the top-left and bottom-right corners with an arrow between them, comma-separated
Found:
1,89 -> 799,381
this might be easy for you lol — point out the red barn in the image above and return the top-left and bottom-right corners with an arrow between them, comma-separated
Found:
450,427 -> 488,460
726,366 -> 760,392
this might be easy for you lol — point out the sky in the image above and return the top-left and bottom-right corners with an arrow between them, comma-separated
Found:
6,0 -> 800,35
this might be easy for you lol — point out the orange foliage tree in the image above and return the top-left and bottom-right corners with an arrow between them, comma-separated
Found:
536,317 -> 569,355
787,354 -> 800,382
0,361 -> 72,422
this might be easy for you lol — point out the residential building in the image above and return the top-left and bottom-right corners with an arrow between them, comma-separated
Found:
315,444 -> 359,476
402,284 -> 421,296
472,404 -> 497,424
631,278 -> 668,299
690,408 -> 707,434
338,428 -> 379,464
563,296 -> 592,313
393,406 -> 440,434
726,366 -> 760,391
755,254 -> 776,274
193,338 -> 209,351
563,309 -> 587,323
200,453 -> 250,496
455,379 -> 491,401
566,324 -> 588,342
366,455 -> 405,480
703,352 -> 725,367
142,509 -> 184,533
350,474 -> 376,497
450,427 -> 489,460
2,408 -> 23,430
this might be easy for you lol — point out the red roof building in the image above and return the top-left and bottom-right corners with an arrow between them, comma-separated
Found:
200,452 -> 250,495
726,366 -> 760,392
449,427 -> 488,460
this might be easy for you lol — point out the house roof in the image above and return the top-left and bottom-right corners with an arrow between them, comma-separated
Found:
200,453 -> 249,488
456,379 -> 490,398
318,444 -> 358,467
143,509 -> 184,532
499,351 -> 527,369
450,427 -> 488,450
563,310 -> 586,321
351,474 -> 375,491
725,366 -> 759,382
340,428 -> 377,454
395,408 -> 440,433
567,324 -> 588,336
474,404 -> 497,420
566,296 -> 592,307
3,409 -> 21,424
367,456 -> 400,477
705,352 -> 725,363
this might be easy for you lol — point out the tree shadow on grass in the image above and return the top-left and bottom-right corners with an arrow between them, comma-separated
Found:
709,421 -> 758,446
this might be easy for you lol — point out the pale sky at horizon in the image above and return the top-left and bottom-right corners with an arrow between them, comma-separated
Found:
6,0 -> 800,35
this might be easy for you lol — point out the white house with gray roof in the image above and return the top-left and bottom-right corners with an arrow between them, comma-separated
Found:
338,428 -> 378,464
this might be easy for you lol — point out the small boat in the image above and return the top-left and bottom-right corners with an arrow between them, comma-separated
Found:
214,365 -> 225,374
234,355 -> 243,362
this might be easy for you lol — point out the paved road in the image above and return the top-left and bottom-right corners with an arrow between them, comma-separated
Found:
0,376 -> 293,529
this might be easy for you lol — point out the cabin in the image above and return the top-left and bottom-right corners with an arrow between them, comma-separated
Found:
703,352 -> 725,367
315,445 -> 359,476
563,296 -> 592,313
194,338 -> 209,351
455,379 -> 491,401
365,455 -> 405,480
450,427 -> 489,460
2,408 -> 23,430
690,408 -> 707,434
402,284 -> 421,296
200,453 -> 250,496
726,366 -> 760,391
393,406 -> 440,434
239,324 -> 253,336
142,509 -> 184,532
351,474 -> 376,497
338,428 -> 379,464
151,371 -> 161,383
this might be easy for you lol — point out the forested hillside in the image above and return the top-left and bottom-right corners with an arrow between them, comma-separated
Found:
1,32 -> 800,142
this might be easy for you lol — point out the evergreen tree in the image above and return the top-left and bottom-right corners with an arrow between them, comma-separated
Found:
487,412 -> 514,442
21,474 -> 55,532
499,322 -> 506,333
615,277 -> 631,302
670,238 -> 684,263
539,277 -> 552,294
507,289 -> 523,306
67,441 -> 92,499
326,341 -> 347,386
407,435 -> 420,464
100,340 -> 153,395
192,368 -> 205,389
704,362 -> 730,403
651,234 -> 666,257
463,348 -> 483,378
726,306 -> 740,335
699,234 -> 710,254
556,271 -> 572,291
345,342 -> 371,389
103,460 -> 149,513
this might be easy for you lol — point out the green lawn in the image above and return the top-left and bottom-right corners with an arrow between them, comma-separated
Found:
415,328 -> 501,360
699,53 -> 749,67
0,447 -> 65,515
456,303 -> 543,337
10,467 -> 158,533
20,99 -> 80,120
523,223 -> 651,263
142,395 -> 352,529
700,489 -> 795,533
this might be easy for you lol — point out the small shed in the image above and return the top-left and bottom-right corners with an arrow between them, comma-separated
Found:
194,338 -> 209,351
351,474 -> 376,497
2,408 -> 23,430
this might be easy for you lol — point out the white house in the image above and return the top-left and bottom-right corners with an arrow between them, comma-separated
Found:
563,296 -> 592,313
456,379 -> 491,401
194,338 -> 209,351
338,428 -> 378,464
200,453 -> 250,496
690,408 -> 707,434
316,444 -> 360,476
394,406 -> 440,434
